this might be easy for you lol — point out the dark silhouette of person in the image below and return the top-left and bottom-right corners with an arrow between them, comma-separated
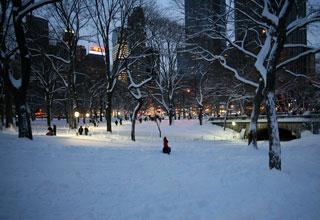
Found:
115,120 -> 118,126
162,137 -> 171,155
119,118 -> 122,125
53,125 -> 57,136
78,126 -> 84,135
84,127 -> 89,135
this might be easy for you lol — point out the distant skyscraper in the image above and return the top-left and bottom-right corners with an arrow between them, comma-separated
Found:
128,6 -> 146,49
185,0 -> 226,54
180,0 -> 226,79
284,0 -> 308,75
26,15 -> 49,49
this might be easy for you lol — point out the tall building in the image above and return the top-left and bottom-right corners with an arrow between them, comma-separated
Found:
181,0 -> 226,78
185,0 -> 226,54
128,6 -> 146,49
284,0 -> 308,75
26,15 -> 49,49
112,27 -> 129,81
127,6 -> 150,81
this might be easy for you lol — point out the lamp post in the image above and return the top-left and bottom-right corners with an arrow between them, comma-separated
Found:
74,111 -> 80,129
186,89 -> 190,119
83,113 -> 89,124
232,121 -> 236,138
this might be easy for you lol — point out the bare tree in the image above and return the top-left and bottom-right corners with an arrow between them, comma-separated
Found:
44,0 -> 89,129
30,53 -> 65,127
147,16 -> 185,125
0,0 -> 15,128
126,69 -> 152,141
198,0 -> 320,170
86,0 -> 141,132
1,0 -> 61,139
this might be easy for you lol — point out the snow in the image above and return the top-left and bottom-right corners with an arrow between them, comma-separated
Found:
1,119 -> 320,220
9,73 -> 22,89
262,0 -> 279,26
255,33 -> 270,85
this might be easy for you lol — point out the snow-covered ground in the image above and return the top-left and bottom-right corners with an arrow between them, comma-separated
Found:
1,119 -> 320,220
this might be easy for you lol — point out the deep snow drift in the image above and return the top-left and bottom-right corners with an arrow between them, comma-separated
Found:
0,119 -> 320,220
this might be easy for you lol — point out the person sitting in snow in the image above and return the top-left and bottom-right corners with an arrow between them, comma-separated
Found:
162,137 -> 171,155
46,127 -> 53,136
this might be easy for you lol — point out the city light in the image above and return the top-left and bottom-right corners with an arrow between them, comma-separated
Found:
74,111 -> 80,118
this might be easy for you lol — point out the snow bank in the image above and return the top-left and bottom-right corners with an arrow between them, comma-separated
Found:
0,119 -> 320,220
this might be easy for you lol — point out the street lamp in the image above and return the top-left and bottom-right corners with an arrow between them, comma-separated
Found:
74,111 -> 80,128
232,121 -> 236,138
86,113 -> 90,118
186,89 -> 191,119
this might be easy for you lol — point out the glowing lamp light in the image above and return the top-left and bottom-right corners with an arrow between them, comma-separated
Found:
186,89 -> 191,93
232,121 -> 236,126
86,113 -> 90,118
74,111 -> 80,118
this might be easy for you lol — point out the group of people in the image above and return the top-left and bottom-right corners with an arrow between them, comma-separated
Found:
78,126 -> 89,135
47,125 -> 172,155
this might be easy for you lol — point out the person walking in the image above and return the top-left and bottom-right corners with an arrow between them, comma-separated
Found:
78,126 -> 84,135
53,125 -> 57,136
162,137 -> 171,155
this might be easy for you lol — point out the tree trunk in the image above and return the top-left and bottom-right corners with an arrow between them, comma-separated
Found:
100,100 -> 103,122
0,93 -> 4,129
65,103 -> 69,124
14,91 -> 33,139
168,99 -> 176,126
155,118 -> 161,137
223,100 -> 230,131
131,99 -> 143,141
198,105 -> 203,126
105,91 -> 113,132
67,88 -> 74,129
4,86 -> 13,128
266,91 -> 281,170
169,108 -> 174,126
45,92 -> 52,127
12,3 -> 33,139
248,79 -> 264,149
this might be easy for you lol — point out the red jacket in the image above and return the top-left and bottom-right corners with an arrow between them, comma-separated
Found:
164,138 -> 168,148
